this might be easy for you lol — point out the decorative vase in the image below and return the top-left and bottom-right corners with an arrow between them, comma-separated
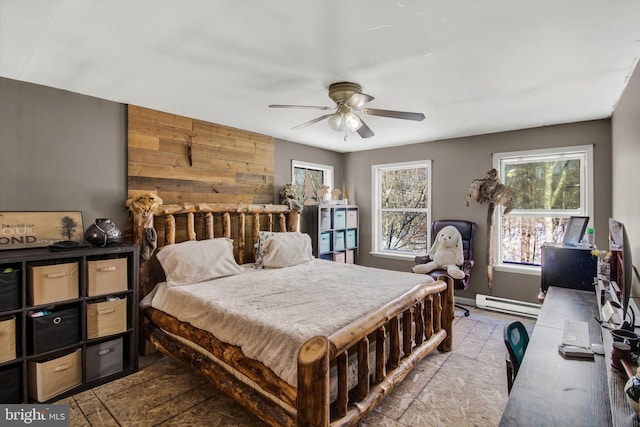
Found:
85,218 -> 122,247
625,367 -> 640,415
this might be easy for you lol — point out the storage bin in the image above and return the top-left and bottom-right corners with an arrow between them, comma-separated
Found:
345,249 -> 355,264
0,268 -> 20,312
346,209 -> 358,228
88,258 -> 128,296
28,349 -> 82,402
0,316 -> 16,363
346,229 -> 357,248
28,262 -> 78,305
28,306 -> 80,354
333,252 -> 346,263
320,209 -> 331,230
85,337 -> 123,382
319,232 -> 332,254
333,210 -> 346,229
87,297 -> 127,339
334,231 -> 345,251
0,365 -> 21,403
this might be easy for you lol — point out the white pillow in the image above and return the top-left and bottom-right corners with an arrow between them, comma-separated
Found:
156,238 -> 243,287
261,233 -> 314,268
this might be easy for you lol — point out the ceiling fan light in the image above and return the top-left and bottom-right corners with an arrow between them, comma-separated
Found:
328,112 -> 344,131
344,111 -> 362,131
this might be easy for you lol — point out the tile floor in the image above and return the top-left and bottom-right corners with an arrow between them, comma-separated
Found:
58,306 -> 535,426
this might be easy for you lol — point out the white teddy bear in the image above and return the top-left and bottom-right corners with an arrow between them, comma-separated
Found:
412,225 -> 465,280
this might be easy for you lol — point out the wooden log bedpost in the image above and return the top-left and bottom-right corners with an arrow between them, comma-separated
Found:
438,275 -> 454,352
297,336 -> 330,427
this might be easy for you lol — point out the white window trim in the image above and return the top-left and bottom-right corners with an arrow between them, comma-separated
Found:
370,159 -> 432,260
492,145 -> 594,273
291,160 -> 334,189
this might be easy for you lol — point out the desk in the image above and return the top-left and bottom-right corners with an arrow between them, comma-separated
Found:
500,287 -> 611,426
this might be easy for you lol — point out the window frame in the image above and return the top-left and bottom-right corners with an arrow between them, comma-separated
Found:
492,145 -> 594,274
371,159 -> 432,260
291,160 -> 334,203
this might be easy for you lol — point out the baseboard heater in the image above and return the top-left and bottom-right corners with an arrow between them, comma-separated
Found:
475,294 -> 541,318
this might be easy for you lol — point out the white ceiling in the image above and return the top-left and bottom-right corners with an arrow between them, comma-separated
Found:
1,1 -> 639,153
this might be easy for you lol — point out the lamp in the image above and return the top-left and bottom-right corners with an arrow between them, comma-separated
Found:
328,107 -> 362,133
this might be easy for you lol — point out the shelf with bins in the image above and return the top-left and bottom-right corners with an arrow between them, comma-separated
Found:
303,204 -> 358,264
0,244 -> 139,403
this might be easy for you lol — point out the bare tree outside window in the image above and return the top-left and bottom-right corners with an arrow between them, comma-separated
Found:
497,146 -> 592,266
291,161 -> 333,205
373,160 -> 431,257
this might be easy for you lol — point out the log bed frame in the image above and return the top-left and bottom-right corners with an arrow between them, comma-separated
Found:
132,202 -> 454,427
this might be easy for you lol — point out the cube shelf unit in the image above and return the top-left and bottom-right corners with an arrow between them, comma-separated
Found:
302,204 -> 358,264
0,244 -> 139,403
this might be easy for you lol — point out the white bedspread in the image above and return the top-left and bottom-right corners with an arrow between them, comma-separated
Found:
147,259 -> 435,386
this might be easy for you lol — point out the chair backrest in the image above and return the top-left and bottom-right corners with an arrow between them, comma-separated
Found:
432,220 -> 475,261
503,321 -> 530,375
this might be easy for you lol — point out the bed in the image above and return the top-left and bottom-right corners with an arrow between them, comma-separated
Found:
131,201 -> 454,427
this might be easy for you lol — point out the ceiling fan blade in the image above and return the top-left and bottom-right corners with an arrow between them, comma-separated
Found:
291,114 -> 333,129
363,108 -> 425,121
357,119 -> 375,138
345,92 -> 374,108
269,104 -> 334,110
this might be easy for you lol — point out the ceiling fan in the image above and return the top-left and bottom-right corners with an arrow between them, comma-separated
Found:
269,82 -> 425,139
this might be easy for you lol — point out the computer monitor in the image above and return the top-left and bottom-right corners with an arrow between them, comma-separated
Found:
609,219 -> 634,316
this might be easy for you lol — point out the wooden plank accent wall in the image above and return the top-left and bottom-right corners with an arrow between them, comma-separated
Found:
127,105 -> 275,205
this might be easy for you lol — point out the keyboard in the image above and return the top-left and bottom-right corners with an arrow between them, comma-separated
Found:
562,320 -> 590,349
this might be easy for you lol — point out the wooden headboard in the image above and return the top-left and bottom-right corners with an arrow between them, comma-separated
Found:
130,202 -> 299,299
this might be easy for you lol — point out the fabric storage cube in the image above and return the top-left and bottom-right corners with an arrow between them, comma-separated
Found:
345,249 -> 355,264
346,209 -> 358,228
333,209 -> 346,229
88,258 -> 128,296
0,268 -> 20,312
333,252 -> 346,263
346,229 -> 357,248
28,306 -> 80,354
319,232 -> 332,254
85,337 -> 124,382
28,262 -> 79,305
0,316 -> 16,363
28,348 -> 82,402
320,208 -> 331,230
334,230 -> 345,251
0,365 -> 21,403
87,297 -> 127,339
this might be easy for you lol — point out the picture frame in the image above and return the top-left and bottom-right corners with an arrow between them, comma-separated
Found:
562,216 -> 589,246
0,211 -> 84,250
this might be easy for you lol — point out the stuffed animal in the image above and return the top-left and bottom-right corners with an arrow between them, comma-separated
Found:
279,184 -> 303,213
412,225 -> 465,280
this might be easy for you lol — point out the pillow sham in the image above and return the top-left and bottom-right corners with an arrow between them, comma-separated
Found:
261,232 -> 314,268
156,238 -> 243,287
253,231 -> 278,269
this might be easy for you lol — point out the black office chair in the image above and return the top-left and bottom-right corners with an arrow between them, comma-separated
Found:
414,220 -> 476,316
504,321 -> 530,394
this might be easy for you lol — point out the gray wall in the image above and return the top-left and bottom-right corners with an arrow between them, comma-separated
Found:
0,78 -> 128,231
345,120 -> 612,303
612,61 -> 640,296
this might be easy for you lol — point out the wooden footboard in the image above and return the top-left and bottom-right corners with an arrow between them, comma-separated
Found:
298,276 -> 453,426
145,276 -> 453,427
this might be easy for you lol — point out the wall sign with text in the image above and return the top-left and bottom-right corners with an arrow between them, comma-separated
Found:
0,212 -> 84,250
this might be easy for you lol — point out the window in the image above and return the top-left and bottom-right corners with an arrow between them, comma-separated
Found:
494,145 -> 593,268
371,160 -> 431,259
291,160 -> 333,204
